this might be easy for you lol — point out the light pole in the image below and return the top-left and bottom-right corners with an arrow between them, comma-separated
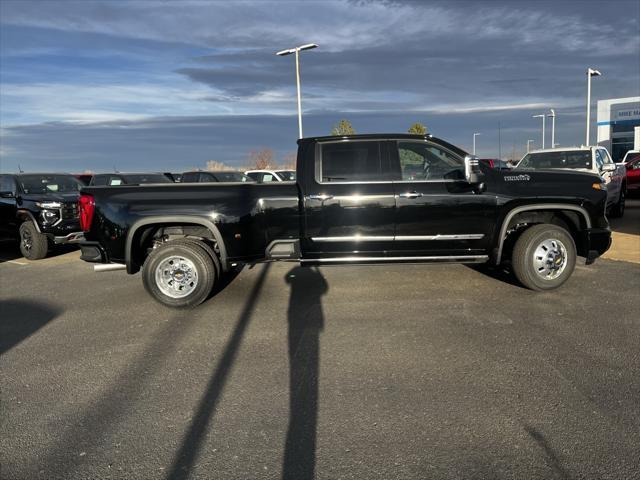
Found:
533,114 -> 546,149
547,109 -> 556,148
276,43 -> 318,139
586,67 -> 601,146
473,132 -> 481,155
527,139 -> 534,152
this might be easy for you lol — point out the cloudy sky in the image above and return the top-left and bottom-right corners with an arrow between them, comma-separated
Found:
1,0 -> 639,172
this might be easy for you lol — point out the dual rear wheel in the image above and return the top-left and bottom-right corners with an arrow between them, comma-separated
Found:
142,239 -> 221,308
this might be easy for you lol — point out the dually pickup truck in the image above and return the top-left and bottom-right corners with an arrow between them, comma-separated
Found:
78,134 -> 612,308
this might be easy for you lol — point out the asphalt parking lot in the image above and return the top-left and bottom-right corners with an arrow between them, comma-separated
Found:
1,203 -> 639,480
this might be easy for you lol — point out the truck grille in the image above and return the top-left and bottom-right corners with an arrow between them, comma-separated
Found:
61,202 -> 79,220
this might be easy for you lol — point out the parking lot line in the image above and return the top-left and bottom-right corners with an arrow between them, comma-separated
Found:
2,259 -> 28,265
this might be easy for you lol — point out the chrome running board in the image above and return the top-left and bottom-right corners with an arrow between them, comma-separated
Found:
300,255 -> 489,264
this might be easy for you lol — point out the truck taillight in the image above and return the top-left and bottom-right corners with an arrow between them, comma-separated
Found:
78,194 -> 95,232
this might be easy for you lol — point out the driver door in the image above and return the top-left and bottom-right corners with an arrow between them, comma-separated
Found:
391,140 -> 496,256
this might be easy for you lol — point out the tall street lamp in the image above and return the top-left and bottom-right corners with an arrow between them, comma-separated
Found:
586,68 -> 601,146
276,43 -> 318,139
532,114 -> 546,149
473,132 -> 481,155
527,139 -> 534,152
547,109 -> 556,148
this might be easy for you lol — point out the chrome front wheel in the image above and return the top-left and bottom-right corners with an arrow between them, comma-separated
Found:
533,238 -> 568,280
512,224 -> 576,291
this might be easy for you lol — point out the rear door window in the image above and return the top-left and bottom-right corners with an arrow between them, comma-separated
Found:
319,141 -> 390,182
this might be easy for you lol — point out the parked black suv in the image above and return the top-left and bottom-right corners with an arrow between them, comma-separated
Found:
0,173 -> 83,260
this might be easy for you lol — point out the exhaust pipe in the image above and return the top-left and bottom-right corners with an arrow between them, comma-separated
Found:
94,263 -> 126,272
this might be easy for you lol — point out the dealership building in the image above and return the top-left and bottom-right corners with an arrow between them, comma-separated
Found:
597,96 -> 640,161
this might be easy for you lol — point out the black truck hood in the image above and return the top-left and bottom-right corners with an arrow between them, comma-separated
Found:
21,192 -> 80,203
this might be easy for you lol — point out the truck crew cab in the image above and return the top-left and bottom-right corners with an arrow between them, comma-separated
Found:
78,134 -> 612,308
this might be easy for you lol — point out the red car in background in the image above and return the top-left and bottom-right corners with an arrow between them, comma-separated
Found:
622,151 -> 640,195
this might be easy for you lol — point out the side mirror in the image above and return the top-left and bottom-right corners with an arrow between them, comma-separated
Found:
601,163 -> 616,172
0,191 -> 16,199
464,155 -> 484,184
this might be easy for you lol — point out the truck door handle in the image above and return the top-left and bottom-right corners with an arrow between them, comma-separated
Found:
307,194 -> 334,201
399,191 -> 423,199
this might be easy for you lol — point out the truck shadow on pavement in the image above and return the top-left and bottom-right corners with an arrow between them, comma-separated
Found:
282,266 -> 328,480
167,263 -> 272,480
524,424 -> 571,480
0,299 -> 62,355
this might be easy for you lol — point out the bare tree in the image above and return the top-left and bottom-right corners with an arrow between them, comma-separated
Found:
206,160 -> 235,171
248,148 -> 274,169
281,152 -> 297,170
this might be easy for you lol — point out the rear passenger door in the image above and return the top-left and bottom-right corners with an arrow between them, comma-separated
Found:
301,140 -> 396,258
391,140 -> 496,256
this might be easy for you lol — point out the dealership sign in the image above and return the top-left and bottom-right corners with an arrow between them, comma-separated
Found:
615,108 -> 640,120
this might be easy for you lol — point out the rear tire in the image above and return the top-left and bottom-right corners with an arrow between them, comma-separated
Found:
167,238 -> 221,276
142,240 -> 217,308
19,221 -> 49,260
609,188 -> 625,218
511,223 -> 576,291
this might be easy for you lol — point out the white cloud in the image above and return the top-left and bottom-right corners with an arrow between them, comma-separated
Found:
2,0 -> 636,56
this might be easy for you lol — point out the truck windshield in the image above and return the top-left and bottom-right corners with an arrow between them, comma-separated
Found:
121,174 -> 172,184
518,151 -> 592,170
19,174 -> 82,194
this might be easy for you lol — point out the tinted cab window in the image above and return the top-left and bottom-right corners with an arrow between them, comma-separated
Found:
397,141 -> 464,181
319,141 -> 389,182
0,175 -> 17,194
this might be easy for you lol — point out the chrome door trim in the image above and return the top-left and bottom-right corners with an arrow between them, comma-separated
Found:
300,255 -> 489,264
395,234 -> 485,241
311,236 -> 395,242
311,234 -> 484,242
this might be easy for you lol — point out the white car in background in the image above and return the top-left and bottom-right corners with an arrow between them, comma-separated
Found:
515,146 -> 627,218
245,169 -> 296,183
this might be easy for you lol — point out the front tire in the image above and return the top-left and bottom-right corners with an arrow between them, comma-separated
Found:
511,224 -> 576,291
19,221 -> 49,260
142,240 -> 217,308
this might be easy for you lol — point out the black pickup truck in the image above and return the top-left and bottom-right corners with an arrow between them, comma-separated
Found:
78,134 -> 612,308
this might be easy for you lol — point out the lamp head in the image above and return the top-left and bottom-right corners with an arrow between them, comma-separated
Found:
299,43 -> 318,51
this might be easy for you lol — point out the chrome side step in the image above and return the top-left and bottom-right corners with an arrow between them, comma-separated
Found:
300,255 -> 489,265
94,263 -> 126,272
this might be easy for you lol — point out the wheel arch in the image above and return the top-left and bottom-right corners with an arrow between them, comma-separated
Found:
495,204 -> 591,264
125,216 -> 228,274
16,209 -> 41,232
